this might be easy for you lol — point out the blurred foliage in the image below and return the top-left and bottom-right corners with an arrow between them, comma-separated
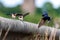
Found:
0,2 -> 22,15
42,2 -> 53,11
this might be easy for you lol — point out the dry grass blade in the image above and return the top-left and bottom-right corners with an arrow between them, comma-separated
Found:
44,29 -> 48,40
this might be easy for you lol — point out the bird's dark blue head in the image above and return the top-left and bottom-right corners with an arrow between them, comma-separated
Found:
42,11 -> 48,17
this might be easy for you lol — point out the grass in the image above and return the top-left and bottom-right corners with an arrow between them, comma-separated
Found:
24,13 -> 42,24
0,12 -> 11,18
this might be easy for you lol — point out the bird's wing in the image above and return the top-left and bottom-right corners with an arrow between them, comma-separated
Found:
23,13 -> 29,17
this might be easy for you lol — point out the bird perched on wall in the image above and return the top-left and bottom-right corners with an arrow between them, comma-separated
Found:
11,12 -> 29,21
16,12 -> 29,21
11,13 -> 17,19
38,11 -> 51,28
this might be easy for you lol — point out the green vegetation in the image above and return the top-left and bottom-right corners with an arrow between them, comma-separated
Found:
24,13 -> 42,23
